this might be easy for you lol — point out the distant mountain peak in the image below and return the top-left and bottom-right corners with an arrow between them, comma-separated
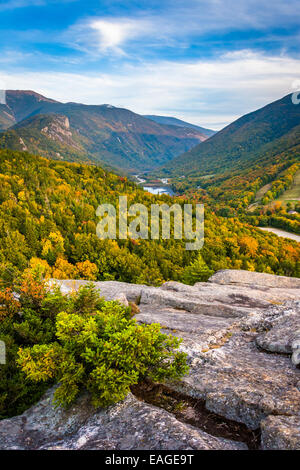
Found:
4,90 -> 60,122
6,90 -> 59,103
144,115 -> 216,138
0,89 -> 209,171
160,93 -> 300,177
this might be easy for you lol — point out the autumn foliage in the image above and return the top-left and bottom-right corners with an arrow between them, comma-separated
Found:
0,149 -> 299,288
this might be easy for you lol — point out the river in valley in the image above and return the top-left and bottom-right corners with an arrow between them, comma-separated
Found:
134,174 -> 175,196
143,186 -> 175,196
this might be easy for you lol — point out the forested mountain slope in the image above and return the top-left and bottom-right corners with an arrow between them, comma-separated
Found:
160,93 -> 300,177
0,90 -> 208,172
0,149 -> 299,286
0,104 -> 15,130
155,94 -> 300,234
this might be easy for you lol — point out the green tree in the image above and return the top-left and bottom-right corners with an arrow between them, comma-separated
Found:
182,254 -> 213,285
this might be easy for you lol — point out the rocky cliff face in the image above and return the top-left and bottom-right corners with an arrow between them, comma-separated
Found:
40,115 -> 81,150
0,270 -> 299,450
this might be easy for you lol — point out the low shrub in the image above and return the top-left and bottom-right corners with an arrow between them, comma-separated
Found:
0,276 -> 188,414
18,284 -> 188,408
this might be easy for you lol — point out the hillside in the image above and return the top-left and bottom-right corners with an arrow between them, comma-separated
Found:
159,93 -> 300,177
154,94 -> 300,232
0,104 -> 15,130
0,148 -> 299,289
144,115 -> 216,137
0,90 -> 208,172
0,114 -> 94,165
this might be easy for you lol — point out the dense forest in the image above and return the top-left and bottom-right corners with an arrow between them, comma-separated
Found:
156,135 -> 300,234
147,93 -> 300,235
0,145 -> 299,422
0,149 -> 299,287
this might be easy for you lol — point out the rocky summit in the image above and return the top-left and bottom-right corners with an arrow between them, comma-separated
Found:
1,270 -> 299,450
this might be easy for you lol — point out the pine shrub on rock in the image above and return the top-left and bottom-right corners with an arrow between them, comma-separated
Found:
17,284 -> 188,409
0,276 -> 67,418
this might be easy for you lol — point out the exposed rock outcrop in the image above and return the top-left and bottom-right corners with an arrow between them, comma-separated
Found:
0,388 -> 246,450
112,292 -> 129,307
256,310 -> 300,355
208,269 -> 300,289
41,115 -> 72,142
1,270 -> 299,450
50,274 -> 300,318
261,415 -> 300,450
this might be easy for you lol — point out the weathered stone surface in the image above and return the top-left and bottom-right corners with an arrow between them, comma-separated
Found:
48,279 -> 145,304
168,330 -> 300,430
8,270 -> 299,450
141,286 -> 251,318
238,300 -> 300,332
0,389 -> 246,450
112,292 -> 129,307
136,305 -> 236,360
141,282 -> 299,318
137,305 -> 234,335
0,387 -> 95,450
50,274 -> 300,320
256,311 -> 300,354
208,269 -> 300,289
261,415 -> 300,450
292,336 -> 300,366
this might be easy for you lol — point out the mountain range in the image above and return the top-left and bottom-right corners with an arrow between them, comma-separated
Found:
1,90 -> 299,201
159,93 -> 300,178
0,90 -> 213,172
144,115 -> 216,137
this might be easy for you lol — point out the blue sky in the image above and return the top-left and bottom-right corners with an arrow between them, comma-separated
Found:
0,0 -> 300,129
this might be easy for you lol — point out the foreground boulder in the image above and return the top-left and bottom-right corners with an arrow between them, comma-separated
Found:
256,311 -> 300,363
51,272 -> 300,319
0,388 -> 246,450
170,325 -> 300,431
1,270 -> 299,450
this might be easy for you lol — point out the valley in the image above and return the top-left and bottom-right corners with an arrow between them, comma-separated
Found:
0,91 -> 213,173
0,92 -> 299,452
134,173 -> 175,196
147,94 -> 300,237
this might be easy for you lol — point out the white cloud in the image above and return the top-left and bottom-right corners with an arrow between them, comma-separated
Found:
89,19 -> 152,55
1,50 -> 300,129
69,1 -> 300,57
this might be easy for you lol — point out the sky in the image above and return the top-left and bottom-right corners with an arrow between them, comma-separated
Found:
0,0 -> 300,129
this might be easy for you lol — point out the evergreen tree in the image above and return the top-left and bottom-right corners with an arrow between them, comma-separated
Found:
182,254 -> 213,285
